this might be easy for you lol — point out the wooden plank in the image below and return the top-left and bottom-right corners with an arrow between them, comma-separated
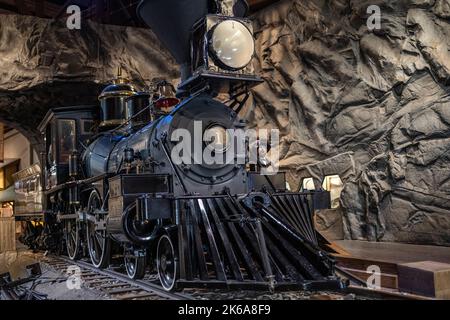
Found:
107,287 -> 142,294
339,266 -> 398,289
0,217 -> 16,252
117,292 -> 157,300
335,255 -> 398,275
347,285 -> 435,301
0,123 -> 3,163
333,240 -> 450,265
398,261 -> 450,299
325,240 -> 349,256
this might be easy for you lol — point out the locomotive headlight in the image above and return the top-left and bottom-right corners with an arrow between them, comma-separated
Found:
210,20 -> 255,70
204,125 -> 231,154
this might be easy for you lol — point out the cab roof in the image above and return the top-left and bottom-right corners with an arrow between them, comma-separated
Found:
38,105 -> 98,134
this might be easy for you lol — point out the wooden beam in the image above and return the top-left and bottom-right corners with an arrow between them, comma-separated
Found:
0,123 -> 4,163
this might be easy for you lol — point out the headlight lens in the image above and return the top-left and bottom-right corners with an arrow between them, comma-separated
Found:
211,20 -> 255,70
204,125 -> 230,154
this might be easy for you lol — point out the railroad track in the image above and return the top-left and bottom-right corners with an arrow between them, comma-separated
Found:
39,254 -> 426,300
41,255 -> 194,300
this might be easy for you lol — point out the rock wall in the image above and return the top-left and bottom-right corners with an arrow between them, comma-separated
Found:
250,0 -> 450,245
0,14 -> 178,152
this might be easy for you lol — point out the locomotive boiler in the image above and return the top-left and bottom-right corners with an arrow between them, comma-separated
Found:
34,0 -> 344,292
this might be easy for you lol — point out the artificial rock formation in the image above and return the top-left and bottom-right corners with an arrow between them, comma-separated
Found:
0,14 -> 178,151
250,0 -> 450,245
0,1 -> 449,246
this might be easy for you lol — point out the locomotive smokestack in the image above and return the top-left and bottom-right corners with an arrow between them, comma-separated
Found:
137,0 -> 209,81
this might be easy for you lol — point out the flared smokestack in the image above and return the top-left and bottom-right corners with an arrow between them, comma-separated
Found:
137,0 -> 209,80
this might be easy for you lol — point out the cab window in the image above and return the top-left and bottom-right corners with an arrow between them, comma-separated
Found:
29,178 -> 36,192
81,119 -> 94,135
58,119 -> 76,163
46,125 -> 55,168
300,177 -> 315,191
0,160 -> 20,191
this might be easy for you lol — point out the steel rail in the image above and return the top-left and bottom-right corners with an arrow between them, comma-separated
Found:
47,255 -> 194,300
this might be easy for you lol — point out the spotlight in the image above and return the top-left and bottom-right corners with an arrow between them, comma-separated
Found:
180,15 -> 262,95
209,19 -> 255,71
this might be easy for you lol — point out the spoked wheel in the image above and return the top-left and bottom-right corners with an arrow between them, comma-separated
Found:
157,234 -> 178,291
124,247 -> 146,280
86,190 -> 110,268
64,217 -> 80,260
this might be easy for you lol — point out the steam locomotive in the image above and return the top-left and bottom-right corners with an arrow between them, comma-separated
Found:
23,0 -> 344,291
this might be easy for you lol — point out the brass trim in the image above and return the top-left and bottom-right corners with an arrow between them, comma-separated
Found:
99,119 -> 126,127
99,90 -> 136,99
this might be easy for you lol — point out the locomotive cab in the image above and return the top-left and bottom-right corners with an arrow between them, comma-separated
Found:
38,105 -> 99,190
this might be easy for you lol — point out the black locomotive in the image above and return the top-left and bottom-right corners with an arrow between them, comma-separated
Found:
33,0 -> 344,292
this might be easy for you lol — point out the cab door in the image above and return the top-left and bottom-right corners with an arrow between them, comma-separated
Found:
55,119 -> 77,185
45,122 -> 57,190
44,119 -> 77,189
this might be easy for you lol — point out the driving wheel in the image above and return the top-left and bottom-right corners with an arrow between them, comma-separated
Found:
86,190 -> 110,268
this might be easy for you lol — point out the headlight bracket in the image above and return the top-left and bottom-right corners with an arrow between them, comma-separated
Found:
179,14 -> 263,97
